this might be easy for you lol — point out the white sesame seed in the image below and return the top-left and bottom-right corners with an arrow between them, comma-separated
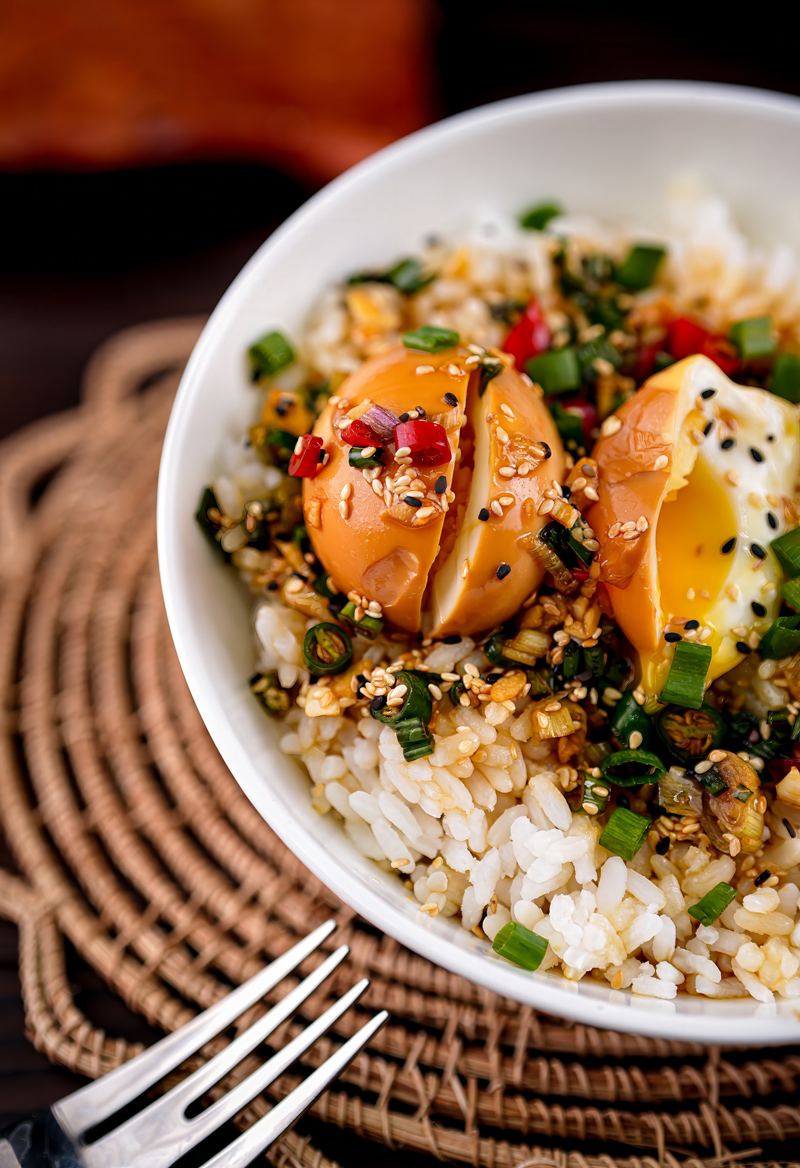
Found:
499,495 -> 515,506
395,446 -> 411,458
608,523 -> 621,537
654,454 -> 669,471
584,486 -> 599,501
500,403 -> 515,420
636,516 -> 648,532
490,500 -> 503,516
340,483 -> 352,500
416,365 -> 434,375
361,446 -> 376,457
496,426 -> 509,444
498,466 -> 516,478
338,500 -> 350,519
461,559 -> 470,579
416,506 -> 435,519
629,730 -> 643,750
600,415 -> 622,437
538,499 -> 554,515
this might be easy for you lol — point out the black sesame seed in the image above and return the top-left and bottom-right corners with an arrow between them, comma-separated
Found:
721,537 -> 736,554
754,869 -> 771,887
767,512 -> 778,530
784,818 -> 797,839
443,634 -> 462,644
721,438 -> 735,450
684,619 -> 700,630
751,543 -> 767,559
701,387 -> 716,399
416,406 -> 427,418
404,496 -> 422,508
399,412 -> 410,423
435,475 -> 447,494
356,674 -> 367,685
736,641 -> 751,654
655,836 -> 671,855
767,434 -> 775,443
497,563 -> 511,580
617,794 -> 630,809
562,485 -> 571,498
750,447 -> 764,463
540,442 -> 552,460
752,601 -> 767,617
267,581 -> 279,591
478,508 -> 490,522
370,695 -> 387,711
703,420 -> 714,436
444,392 -> 458,407
665,631 -> 682,643
486,672 -> 503,684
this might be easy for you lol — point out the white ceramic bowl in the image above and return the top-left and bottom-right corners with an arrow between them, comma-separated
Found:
158,81 -> 800,1044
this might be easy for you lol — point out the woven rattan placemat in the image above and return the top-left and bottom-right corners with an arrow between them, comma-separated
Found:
1,319 -> 800,1168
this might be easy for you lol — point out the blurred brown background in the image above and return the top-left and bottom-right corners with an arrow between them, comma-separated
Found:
2,0 -> 800,1156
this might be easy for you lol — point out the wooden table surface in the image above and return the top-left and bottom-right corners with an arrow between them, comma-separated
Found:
2,4 -> 800,1154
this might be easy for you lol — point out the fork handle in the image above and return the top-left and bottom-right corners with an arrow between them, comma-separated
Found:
0,1112 -> 81,1168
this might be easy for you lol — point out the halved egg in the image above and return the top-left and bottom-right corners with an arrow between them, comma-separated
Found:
588,354 -> 800,697
303,343 -> 564,636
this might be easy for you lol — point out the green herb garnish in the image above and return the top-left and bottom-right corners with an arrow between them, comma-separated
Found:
659,641 -> 712,710
491,921 -> 549,969
549,400 -> 584,446
600,749 -> 666,788
348,447 -> 385,469
402,325 -> 460,353
729,315 -> 776,360
615,244 -> 666,290
248,330 -> 295,378
526,348 -> 582,395
759,615 -> 800,659
771,526 -> 800,576
519,202 -> 562,232
609,691 -> 652,751
688,882 -> 737,926
771,353 -> 800,403
599,807 -> 651,861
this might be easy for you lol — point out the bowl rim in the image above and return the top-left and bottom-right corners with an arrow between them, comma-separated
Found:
158,80 -> 800,1043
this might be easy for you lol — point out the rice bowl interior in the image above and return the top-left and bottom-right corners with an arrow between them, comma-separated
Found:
158,82 -> 800,1042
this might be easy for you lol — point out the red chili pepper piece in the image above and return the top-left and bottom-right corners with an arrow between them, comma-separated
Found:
503,298 -> 551,371
699,335 -> 741,377
393,420 -> 451,466
572,569 -> 590,582
668,317 -> 709,360
634,339 -> 662,384
288,434 -> 323,477
341,418 -> 381,447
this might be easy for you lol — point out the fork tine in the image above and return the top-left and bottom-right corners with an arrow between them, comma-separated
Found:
53,920 -> 337,1142
200,1009 -> 389,1168
169,977 -> 370,1150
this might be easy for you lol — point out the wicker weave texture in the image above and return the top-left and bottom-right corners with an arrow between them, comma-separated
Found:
1,320 -> 799,1168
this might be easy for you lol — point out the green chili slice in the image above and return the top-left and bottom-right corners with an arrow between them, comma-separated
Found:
580,774 -> 610,816
656,703 -> 724,764
525,348 -> 581,396
538,519 -> 594,568
615,244 -> 667,290
302,623 -> 353,676
688,881 -> 737,926
599,807 -> 651,861
609,691 -> 652,750
402,324 -> 460,353
370,671 -> 433,727
250,670 -> 291,715
248,330 -> 295,378
339,599 -> 384,640
492,921 -> 549,970
659,641 -> 712,709
600,749 -> 666,788
729,315 -> 776,360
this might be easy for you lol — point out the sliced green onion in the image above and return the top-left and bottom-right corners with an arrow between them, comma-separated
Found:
561,641 -> 581,678
484,631 -> 509,665
615,245 -> 667,290
781,577 -> 800,611
599,807 -> 651,861
402,324 -> 460,353
576,336 -> 621,382
526,348 -> 581,396
525,668 -> 551,696
771,526 -> 800,576
600,749 -> 666,788
491,920 -> 548,970
771,353 -> 800,403
385,258 -> 435,295
656,704 -> 724,764
538,519 -> 594,569
580,774 -> 610,816
532,701 -> 576,740
395,716 -> 434,761
248,425 -> 297,465
659,641 -> 712,710
687,882 -> 737,927
348,446 -> 385,469
519,202 -> 562,232
370,671 -> 433,726
695,766 -> 727,796
549,400 -> 584,447
502,628 -> 551,666
729,315 -> 776,360
302,623 -> 353,676
313,572 -> 344,603
248,330 -> 295,378
759,615 -> 800,659
609,691 -> 652,750
250,670 -> 291,716
339,599 -> 384,640
658,769 -> 703,816
582,642 -> 605,677
477,354 -> 503,396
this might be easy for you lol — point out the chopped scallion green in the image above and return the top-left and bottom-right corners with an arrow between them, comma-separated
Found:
771,353 -> 800,403
519,202 -> 562,232
394,716 -> 434,761
576,336 -> 621,382
659,641 -> 712,710
402,324 -> 460,352
759,615 -> 800,659
526,348 -> 582,395
384,258 -> 435,295
729,315 -> 776,360
248,330 -> 295,378
538,519 -> 594,569
771,526 -> 800,576
548,400 -> 584,447
615,244 -> 666,290
491,920 -> 549,970
339,600 -> 384,640
561,641 -> 581,678
599,807 -> 651,861
600,749 -> 666,788
781,576 -> 800,611
687,882 -> 737,926
580,774 -> 610,816
348,447 -> 385,469
609,691 -> 652,750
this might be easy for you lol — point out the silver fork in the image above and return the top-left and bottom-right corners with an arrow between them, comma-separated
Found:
1,920 -> 387,1168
